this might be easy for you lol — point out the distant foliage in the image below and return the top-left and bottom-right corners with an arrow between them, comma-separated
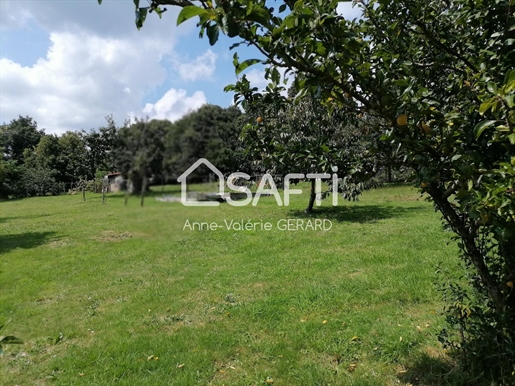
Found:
115,118 -> 168,194
235,84 -> 380,210
83,115 -> 120,177
22,167 -> 63,197
164,104 -> 248,179
1,105 -> 249,198
0,116 -> 125,199
0,115 -> 44,164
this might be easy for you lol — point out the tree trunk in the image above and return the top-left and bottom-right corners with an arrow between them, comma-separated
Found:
305,179 -> 316,213
140,176 -> 147,207
131,175 -> 143,194
428,183 -> 504,312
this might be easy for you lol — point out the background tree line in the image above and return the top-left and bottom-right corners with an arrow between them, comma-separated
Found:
0,105 -> 243,198
0,115 -> 118,198
1,99 -> 401,200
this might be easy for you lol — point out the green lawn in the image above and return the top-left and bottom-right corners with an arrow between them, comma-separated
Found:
0,184 -> 464,385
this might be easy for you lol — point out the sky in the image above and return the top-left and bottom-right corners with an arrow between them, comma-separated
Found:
0,1 -> 362,135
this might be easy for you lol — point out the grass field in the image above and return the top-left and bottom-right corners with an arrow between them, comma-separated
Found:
0,184 -> 464,385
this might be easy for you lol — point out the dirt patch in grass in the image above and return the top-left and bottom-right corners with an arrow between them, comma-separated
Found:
47,239 -> 73,248
348,269 -> 364,277
92,230 -> 132,242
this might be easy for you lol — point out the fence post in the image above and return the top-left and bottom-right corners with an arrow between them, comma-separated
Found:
102,176 -> 108,204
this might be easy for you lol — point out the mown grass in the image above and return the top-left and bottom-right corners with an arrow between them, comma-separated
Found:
0,184 -> 465,385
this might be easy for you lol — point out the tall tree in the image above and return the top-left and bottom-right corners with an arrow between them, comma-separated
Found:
0,116 -> 45,164
0,161 -> 6,187
20,134 -> 63,195
164,104 -> 247,179
238,86 -> 378,212
29,134 -> 62,175
115,119 -> 168,193
58,131 -> 88,185
0,116 -> 49,198
83,115 -> 121,178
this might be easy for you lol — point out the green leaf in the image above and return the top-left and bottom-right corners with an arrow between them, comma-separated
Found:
235,59 -> 263,75
279,4 -> 287,13
505,69 -> 515,85
479,100 -> 495,115
133,0 -> 139,9
206,24 -> 220,46
225,18 -> 240,37
229,41 -> 244,50
135,8 -> 148,30
177,6 -> 208,26
266,67 -> 280,85
504,70 -> 515,94
97,0 -> 102,4
154,6 -> 166,19
245,7 -> 270,25
474,120 -> 497,139
223,83 -> 236,92
417,87 -> 429,97
487,82 -> 498,94
393,79 -> 409,87
232,52 -> 239,68
509,133 -> 515,145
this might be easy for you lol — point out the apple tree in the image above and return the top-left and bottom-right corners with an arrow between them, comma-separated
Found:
99,0 -> 515,380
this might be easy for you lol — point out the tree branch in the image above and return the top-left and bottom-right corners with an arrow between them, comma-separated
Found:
152,0 -> 197,7
401,0 -> 479,73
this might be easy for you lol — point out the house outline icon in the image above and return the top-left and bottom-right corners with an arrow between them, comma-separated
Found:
177,158 -> 224,206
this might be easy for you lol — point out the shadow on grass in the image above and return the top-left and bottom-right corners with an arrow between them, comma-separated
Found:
399,352 -> 482,386
0,231 -> 56,255
0,214 -> 51,224
288,204 -> 426,223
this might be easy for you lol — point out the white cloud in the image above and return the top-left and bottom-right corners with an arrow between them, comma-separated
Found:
176,49 -> 218,82
0,0 -> 185,39
143,88 -> 207,122
0,0 -> 211,134
0,30 -> 174,134
245,68 -> 268,91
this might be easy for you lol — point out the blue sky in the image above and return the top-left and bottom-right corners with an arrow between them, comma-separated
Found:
0,1 -> 361,134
